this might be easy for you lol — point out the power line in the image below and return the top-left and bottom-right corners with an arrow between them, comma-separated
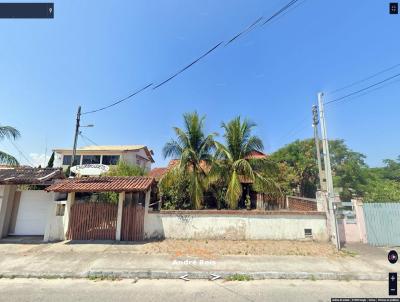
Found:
225,16 -> 264,46
326,76 -> 400,107
325,72 -> 400,105
82,83 -> 153,115
79,132 -> 99,146
262,0 -> 299,26
152,42 -> 223,89
328,62 -> 400,95
81,0 -> 303,115
8,140 -> 35,166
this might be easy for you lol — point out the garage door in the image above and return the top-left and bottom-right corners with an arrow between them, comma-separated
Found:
12,191 -> 53,235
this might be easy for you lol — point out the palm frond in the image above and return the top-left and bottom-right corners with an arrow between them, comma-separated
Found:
226,170 -> 242,209
163,139 -> 183,159
0,126 -> 20,141
0,151 -> 19,166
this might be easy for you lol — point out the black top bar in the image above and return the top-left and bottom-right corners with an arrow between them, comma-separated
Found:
0,3 -> 54,19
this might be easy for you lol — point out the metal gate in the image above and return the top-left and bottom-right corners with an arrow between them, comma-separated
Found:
121,203 -> 145,241
363,203 -> 400,246
67,203 -> 118,240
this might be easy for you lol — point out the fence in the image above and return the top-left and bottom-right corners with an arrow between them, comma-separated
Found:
363,202 -> 400,246
121,203 -> 145,241
66,203 -> 117,240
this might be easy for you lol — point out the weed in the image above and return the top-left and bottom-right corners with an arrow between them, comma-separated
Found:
225,274 -> 253,281
309,275 -> 316,281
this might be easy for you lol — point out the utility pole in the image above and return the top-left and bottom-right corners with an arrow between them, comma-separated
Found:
69,106 -> 81,177
317,92 -> 340,250
312,105 -> 325,191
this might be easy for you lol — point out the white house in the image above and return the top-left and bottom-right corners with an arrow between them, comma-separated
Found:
53,145 -> 155,172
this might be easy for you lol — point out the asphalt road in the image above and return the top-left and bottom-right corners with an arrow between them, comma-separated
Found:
0,278 -> 393,302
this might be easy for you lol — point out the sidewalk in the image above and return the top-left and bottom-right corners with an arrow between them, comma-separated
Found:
0,240 -> 395,281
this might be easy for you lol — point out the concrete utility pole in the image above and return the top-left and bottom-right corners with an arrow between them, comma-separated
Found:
69,106 -> 81,177
317,92 -> 340,250
312,105 -> 325,191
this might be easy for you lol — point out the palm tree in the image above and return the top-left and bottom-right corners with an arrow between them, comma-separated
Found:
212,117 -> 279,209
162,112 -> 215,209
0,125 -> 20,166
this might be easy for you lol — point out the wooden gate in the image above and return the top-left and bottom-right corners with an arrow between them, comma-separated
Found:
67,203 -> 118,240
121,203 -> 145,241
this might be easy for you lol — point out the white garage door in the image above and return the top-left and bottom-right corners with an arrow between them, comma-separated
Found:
12,191 -> 53,235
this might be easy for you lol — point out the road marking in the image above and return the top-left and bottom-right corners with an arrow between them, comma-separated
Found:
179,274 -> 190,281
210,274 -> 221,281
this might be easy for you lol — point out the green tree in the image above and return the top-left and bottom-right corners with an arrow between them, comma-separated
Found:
212,117 -> 279,209
106,160 -> 146,176
161,112 -> 215,209
0,125 -> 20,166
270,139 -> 368,199
46,152 -> 55,168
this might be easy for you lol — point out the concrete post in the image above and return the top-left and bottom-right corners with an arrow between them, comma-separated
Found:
63,192 -> 75,239
353,198 -> 367,243
116,192 -> 125,241
315,191 -> 324,212
144,190 -> 150,213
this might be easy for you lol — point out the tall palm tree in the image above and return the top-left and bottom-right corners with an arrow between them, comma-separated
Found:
212,116 -> 279,209
0,125 -> 20,166
162,112 -> 215,209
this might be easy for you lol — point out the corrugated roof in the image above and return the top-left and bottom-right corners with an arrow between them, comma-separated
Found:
0,168 -> 64,185
45,176 -> 155,193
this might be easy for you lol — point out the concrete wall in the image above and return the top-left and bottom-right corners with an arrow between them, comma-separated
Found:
144,211 -> 329,241
0,185 -> 16,238
44,202 -> 65,242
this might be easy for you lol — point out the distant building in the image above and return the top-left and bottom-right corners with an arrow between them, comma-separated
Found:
53,145 -> 155,172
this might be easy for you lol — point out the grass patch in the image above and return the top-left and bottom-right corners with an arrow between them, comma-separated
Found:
340,249 -> 358,257
309,274 -> 316,281
88,275 -> 121,282
225,274 -> 253,281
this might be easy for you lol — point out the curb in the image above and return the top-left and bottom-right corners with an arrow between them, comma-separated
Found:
0,271 -> 388,281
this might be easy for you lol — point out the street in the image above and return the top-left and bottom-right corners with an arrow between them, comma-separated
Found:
0,278 -> 392,302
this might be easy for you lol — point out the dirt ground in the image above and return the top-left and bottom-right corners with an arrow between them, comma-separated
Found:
138,239 -> 346,258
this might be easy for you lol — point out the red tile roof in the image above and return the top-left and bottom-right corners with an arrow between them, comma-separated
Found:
0,168 -> 64,185
45,176 -> 155,193
148,167 -> 168,180
245,150 -> 268,159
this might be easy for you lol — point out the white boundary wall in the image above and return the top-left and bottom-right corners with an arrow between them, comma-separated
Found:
144,212 -> 328,241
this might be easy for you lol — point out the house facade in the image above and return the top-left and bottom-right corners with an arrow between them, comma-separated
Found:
53,145 -> 155,172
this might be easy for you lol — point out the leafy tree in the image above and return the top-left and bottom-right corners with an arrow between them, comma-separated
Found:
212,117 -> 280,209
270,139 -> 368,199
106,160 -> 146,176
161,112 -> 215,209
269,139 -> 318,197
159,168 -> 191,209
0,125 -> 20,165
46,152 -> 55,168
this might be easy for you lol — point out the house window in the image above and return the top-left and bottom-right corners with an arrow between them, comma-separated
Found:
62,155 -> 81,166
82,155 -> 101,164
304,229 -> 313,238
102,155 -> 120,165
56,204 -> 65,216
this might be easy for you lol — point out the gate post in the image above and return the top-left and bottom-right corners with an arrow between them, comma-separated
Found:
116,192 -> 125,241
63,192 -> 75,239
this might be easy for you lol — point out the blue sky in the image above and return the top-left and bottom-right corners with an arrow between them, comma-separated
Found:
1,0 -> 399,167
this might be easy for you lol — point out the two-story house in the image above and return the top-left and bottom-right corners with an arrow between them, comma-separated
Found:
53,145 -> 155,172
